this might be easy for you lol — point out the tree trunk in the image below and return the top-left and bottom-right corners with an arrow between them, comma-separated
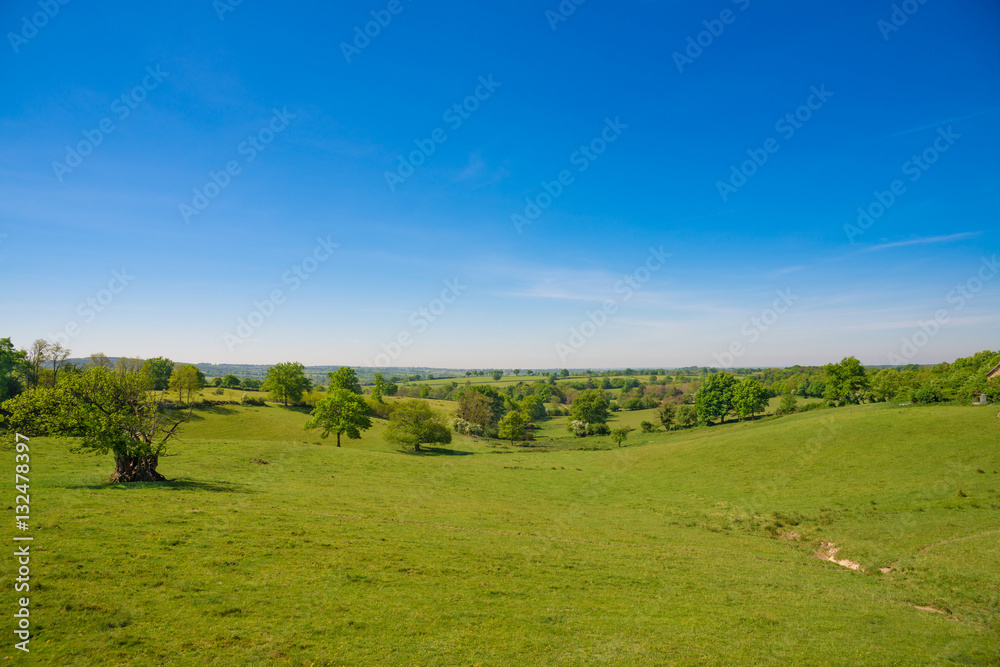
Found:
336,432 -> 341,447
108,455 -> 166,483
414,443 -> 422,452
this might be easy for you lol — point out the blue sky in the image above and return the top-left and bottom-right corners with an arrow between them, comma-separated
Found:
1,0 -> 998,369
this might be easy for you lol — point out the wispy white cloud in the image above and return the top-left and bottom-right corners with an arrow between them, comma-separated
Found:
862,232 -> 981,253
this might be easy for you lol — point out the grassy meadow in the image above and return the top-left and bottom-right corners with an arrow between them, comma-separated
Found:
5,395 -> 1000,665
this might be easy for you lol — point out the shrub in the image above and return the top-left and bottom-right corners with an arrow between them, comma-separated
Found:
913,382 -> 944,404
640,420 -> 656,433
776,393 -> 797,416
241,393 -> 267,407
366,397 -> 396,420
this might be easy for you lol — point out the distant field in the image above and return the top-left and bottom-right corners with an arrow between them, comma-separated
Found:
8,400 -> 999,665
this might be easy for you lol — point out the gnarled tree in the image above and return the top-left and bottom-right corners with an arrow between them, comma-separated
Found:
2,365 -> 190,483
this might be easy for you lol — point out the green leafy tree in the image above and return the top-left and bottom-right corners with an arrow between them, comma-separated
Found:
142,356 -> 175,391
640,420 -> 656,433
262,362 -> 312,406
733,377 -> 769,421
371,372 -> 386,403
571,389 -> 610,425
383,381 -> 398,397
304,388 -> 373,447
241,378 -> 262,391
870,369 -> 902,402
519,395 -> 547,421
328,366 -> 362,394
560,369 -> 570,378
658,402 -> 676,431
777,393 -> 798,416
220,374 -> 242,389
0,338 -> 27,403
611,426 -> 634,447
823,357 -> 869,404
88,352 -> 114,370
676,404 -> 699,429
491,370 -> 504,382
497,410 -> 527,445
384,400 -> 452,452
169,364 -> 205,404
26,339 -> 49,388
2,366 -> 190,482
695,372 -> 737,425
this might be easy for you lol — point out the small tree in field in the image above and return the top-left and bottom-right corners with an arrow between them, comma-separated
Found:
304,388 -> 372,447
777,393 -> 798,416
497,410 -> 527,445
733,377 -> 769,421
658,402 -> 676,431
169,364 -> 205,404
611,426 -> 634,447
262,362 -> 311,406
328,366 -> 362,394
384,400 -> 452,452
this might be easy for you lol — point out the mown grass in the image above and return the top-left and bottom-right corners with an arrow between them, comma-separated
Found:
4,401 -> 999,665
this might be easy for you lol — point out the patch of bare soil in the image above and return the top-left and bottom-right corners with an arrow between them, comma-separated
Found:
815,541 -> 864,571
913,605 -> 947,614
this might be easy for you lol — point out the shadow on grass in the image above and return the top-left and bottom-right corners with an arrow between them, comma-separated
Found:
402,446 -> 475,457
65,477 -> 257,493
172,404 -> 240,421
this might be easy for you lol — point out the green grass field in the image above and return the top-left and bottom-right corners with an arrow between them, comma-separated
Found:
6,400 -> 1000,665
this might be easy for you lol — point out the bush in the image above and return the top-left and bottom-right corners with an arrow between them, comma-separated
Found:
241,393 -> 267,407
568,420 -> 611,437
366,397 -> 396,420
776,393 -> 797,416
640,421 -> 656,433
913,382 -> 944,404
452,418 -> 484,437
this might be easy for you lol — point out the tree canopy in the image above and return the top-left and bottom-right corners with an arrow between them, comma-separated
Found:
262,362 -> 311,406
384,400 -> 452,452
304,388 -> 372,447
328,366 -> 362,394
823,357 -> 868,404
695,372 -> 736,425
2,365 -> 190,482
570,389 -> 610,425
142,356 -> 175,390
733,377 -> 769,420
